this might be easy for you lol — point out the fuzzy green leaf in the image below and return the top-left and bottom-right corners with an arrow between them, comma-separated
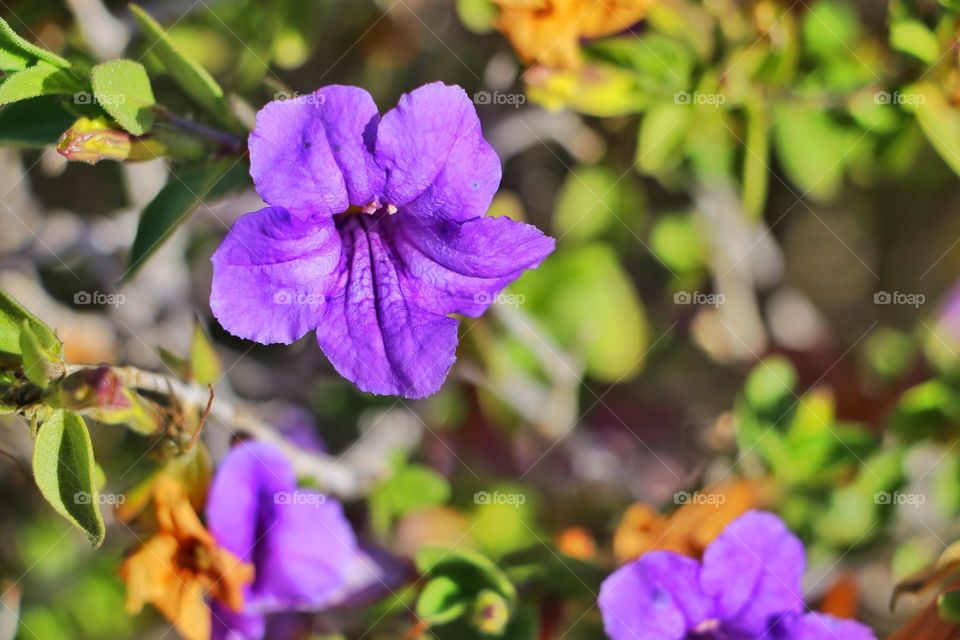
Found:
91,59 -> 155,135
32,410 -> 105,546
0,62 -> 81,106
0,17 -> 70,71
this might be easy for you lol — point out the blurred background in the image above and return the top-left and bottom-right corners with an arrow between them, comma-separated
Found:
2,0 -> 960,637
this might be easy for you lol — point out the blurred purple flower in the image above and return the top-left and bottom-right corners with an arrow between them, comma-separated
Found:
598,511 -> 876,640
210,82 -> 555,398
206,441 -> 390,640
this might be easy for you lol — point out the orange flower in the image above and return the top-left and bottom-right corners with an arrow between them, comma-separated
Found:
118,476 -> 254,640
493,0 -> 650,70
612,478 -> 764,564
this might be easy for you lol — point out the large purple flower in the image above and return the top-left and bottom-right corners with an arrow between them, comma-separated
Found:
598,511 -> 876,640
210,82 -> 555,398
206,441 -> 389,639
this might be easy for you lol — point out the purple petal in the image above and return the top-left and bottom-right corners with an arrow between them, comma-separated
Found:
249,86 -> 384,217
376,82 -> 501,221
700,511 -> 804,635
210,206 -> 341,344
598,551 -> 712,640
206,442 -> 360,610
211,604 -> 266,640
390,213 -> 555,316
315,215 -> 459,398
771,612 -> 877,640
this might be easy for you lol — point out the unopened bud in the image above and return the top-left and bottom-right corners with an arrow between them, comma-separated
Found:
57,118 -> 133,164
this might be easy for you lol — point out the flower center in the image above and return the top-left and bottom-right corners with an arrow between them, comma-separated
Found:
340,200 -> 397,216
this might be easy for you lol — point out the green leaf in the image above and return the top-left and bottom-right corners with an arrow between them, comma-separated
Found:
32,411 -> 105,546
890,19 -> 941,64
417,575 -> 470,625
124,158 -> 249,282
189,321 -> 222,386
553,166 -> 619,241
0,17 -> 70,72
0,288 -> 62,364
456,0 -> 497,34
903,83 -> 960,176
129,4 -> 233,127
0,62 -> 81,106
19,321 -> 52,387
743,356 -> 797,417
802,0 -> 861,58
650,213 -> 706,274
0,96 -> 75,147
636,103 -> 691,176
940,589 -> 960,623
416,547 -> 516,605
91,60 -> 155,135
370,460 -> 451,537
773,103 -> 852,200
510,243 -> 649,382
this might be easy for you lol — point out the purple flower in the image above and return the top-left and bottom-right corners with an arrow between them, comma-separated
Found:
205,441 -> 389,640
210,82 -> 555,398
598,511 -> 876,640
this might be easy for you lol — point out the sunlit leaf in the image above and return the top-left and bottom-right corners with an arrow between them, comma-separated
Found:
32,411 -> 105,546
91,60 -> 155,136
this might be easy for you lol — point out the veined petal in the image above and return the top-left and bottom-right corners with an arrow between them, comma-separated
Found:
700,511 -> 804,635
376,82 -> 501,221
390,213 -> 554,316
316,215 -> 459,398
598,551 -> 712,640
249,86 -> 384,217
210,206 -> 342,344
206,442 -> 359,610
